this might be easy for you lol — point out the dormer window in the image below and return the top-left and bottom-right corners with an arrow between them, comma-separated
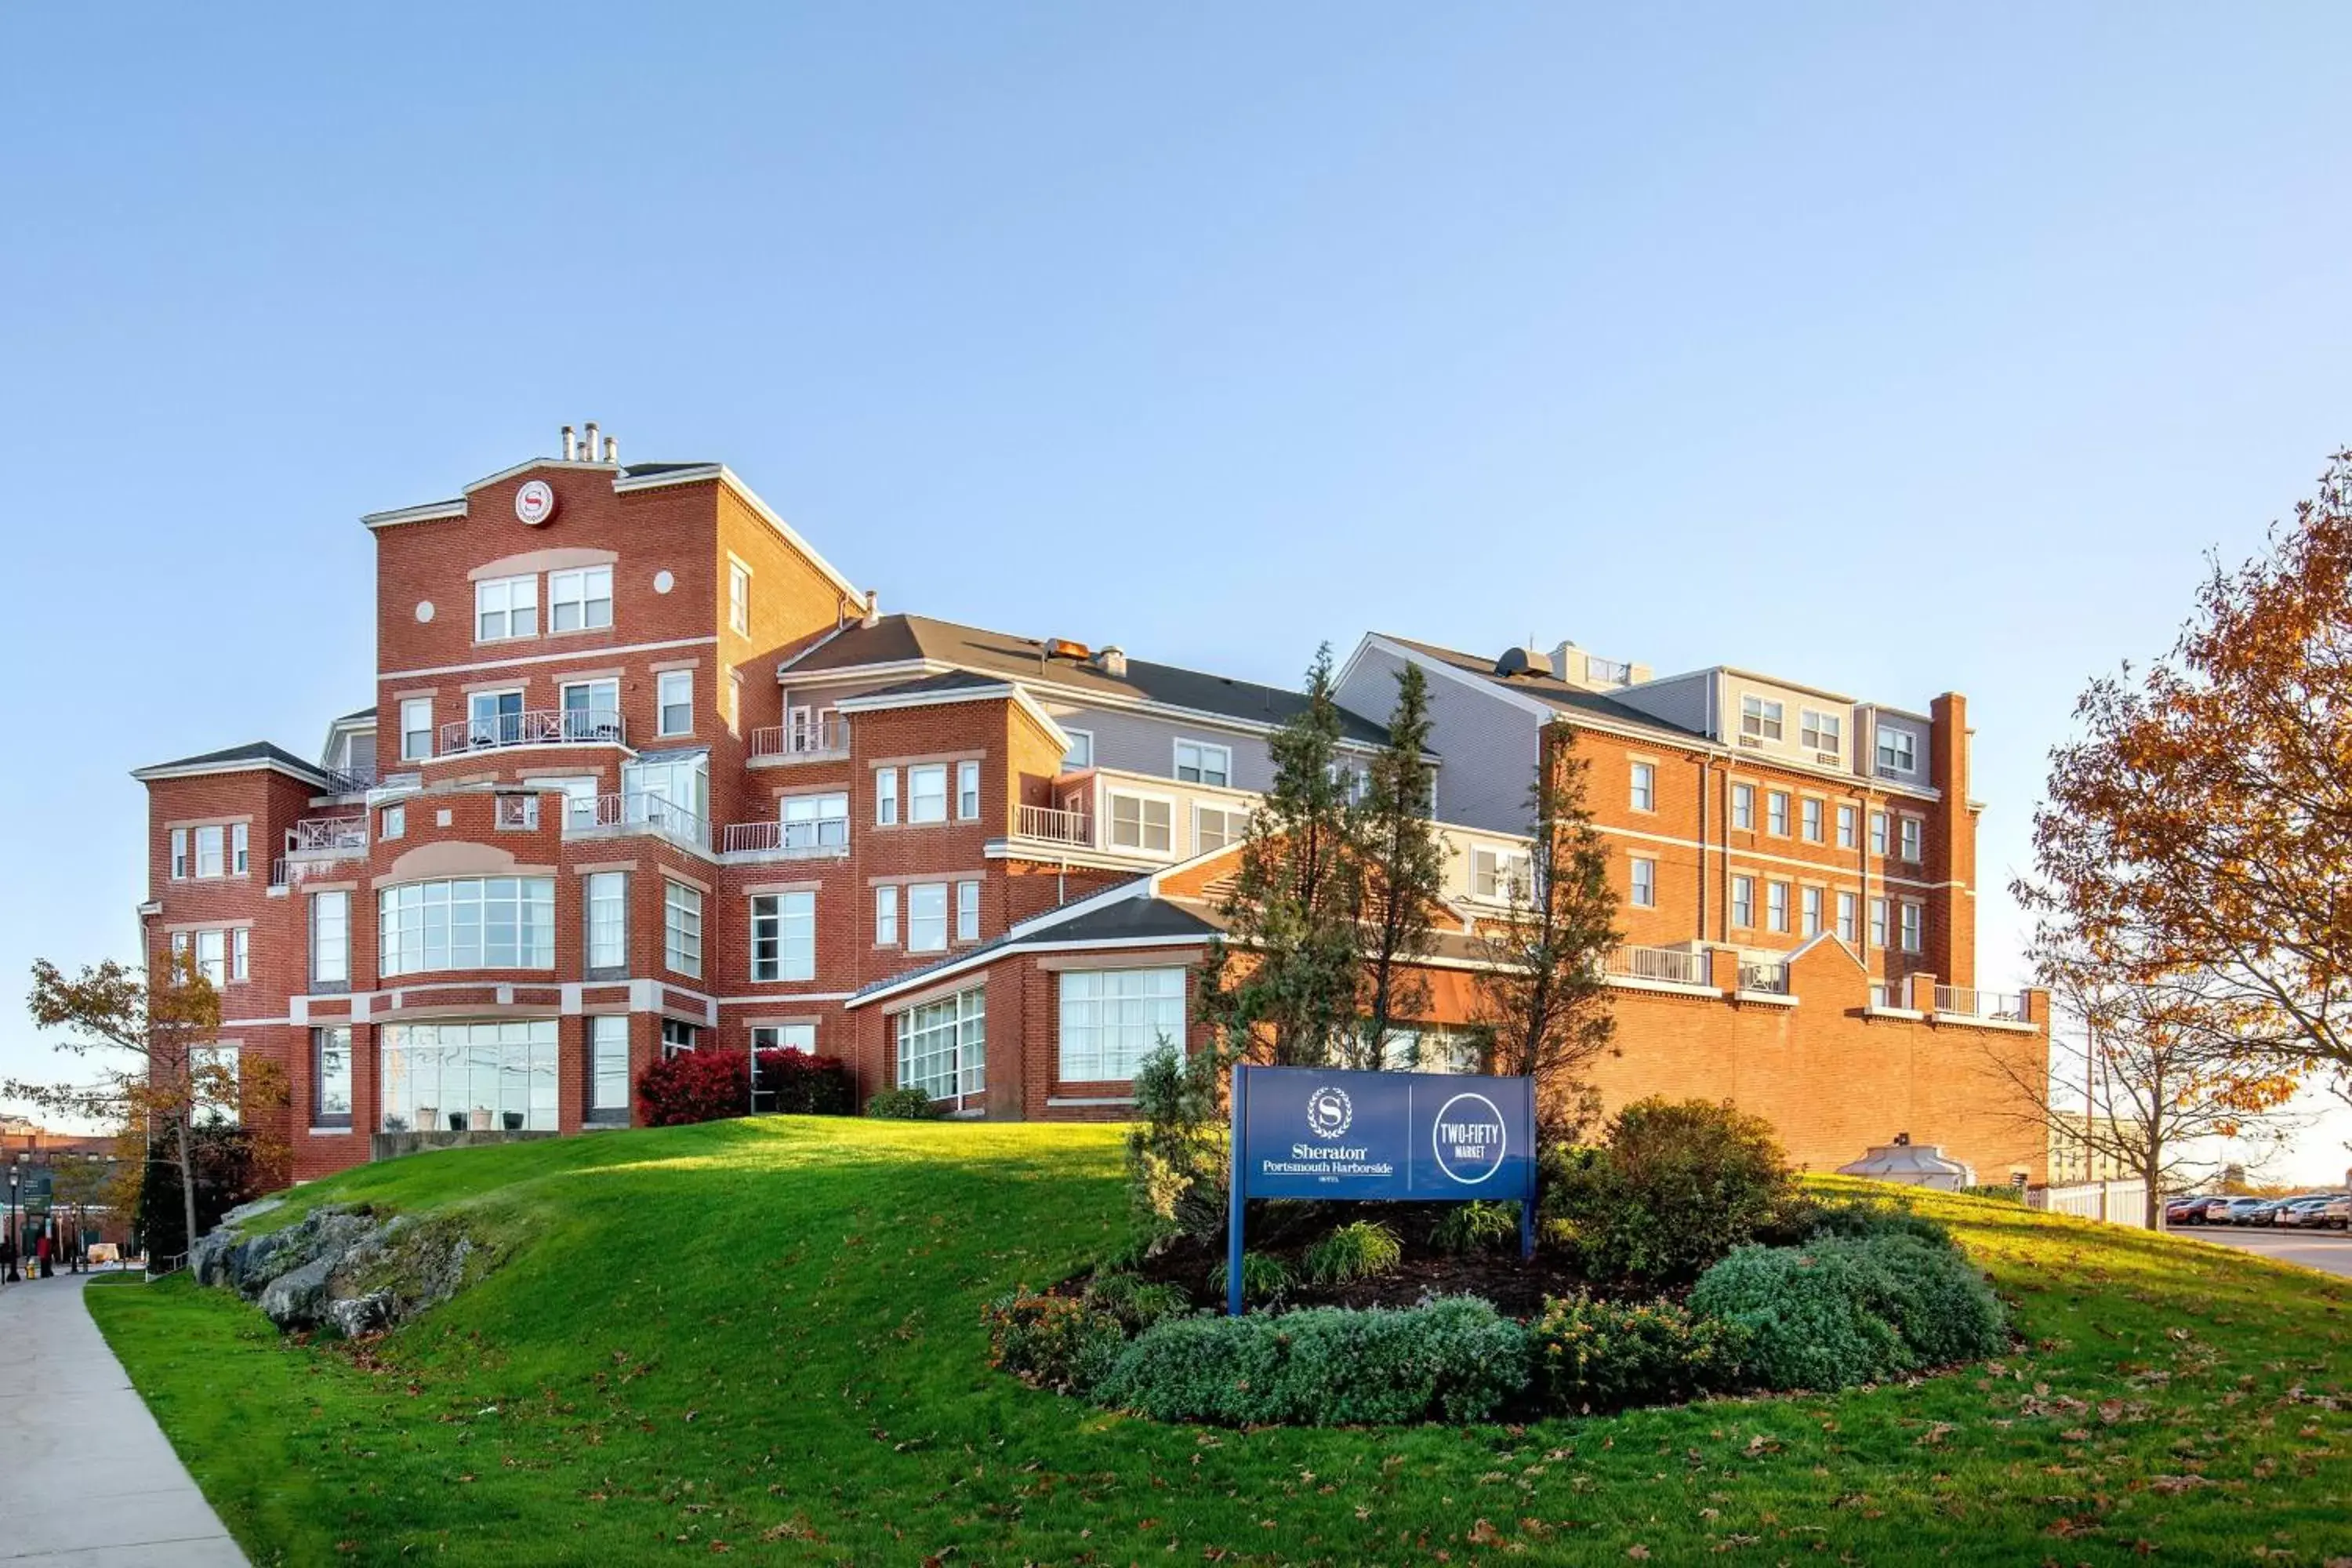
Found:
1740,695 -> 1783,742
1799,710 -> 1842,752
1174,740 -> 1231,787
476,575 -> 538,641
1877,728 -> 1917,775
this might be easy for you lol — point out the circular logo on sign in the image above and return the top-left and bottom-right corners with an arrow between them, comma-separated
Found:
1431,1092 -> 1508,1185
515,479 -> 557,525
1305,1085 -> 1354,1141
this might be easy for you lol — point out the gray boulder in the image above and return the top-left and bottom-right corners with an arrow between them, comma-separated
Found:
258,1256 -> 335,1330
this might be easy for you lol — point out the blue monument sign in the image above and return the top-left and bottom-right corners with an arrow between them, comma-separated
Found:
1226,1065 -> 1539,1313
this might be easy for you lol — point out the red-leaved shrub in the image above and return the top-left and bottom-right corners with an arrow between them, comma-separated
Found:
636,1048 -> 857,1126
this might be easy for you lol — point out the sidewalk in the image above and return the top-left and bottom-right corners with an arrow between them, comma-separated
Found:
0,1272 -> 248,1566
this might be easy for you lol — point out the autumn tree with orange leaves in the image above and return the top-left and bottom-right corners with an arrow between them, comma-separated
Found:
2016,450 -> 2352,1187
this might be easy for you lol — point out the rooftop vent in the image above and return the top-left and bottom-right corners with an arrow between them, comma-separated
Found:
560,423 -> 618,464
1044,637 -> 1091,662
1091,644 -> 1128,679
1493,645 -> 1555,681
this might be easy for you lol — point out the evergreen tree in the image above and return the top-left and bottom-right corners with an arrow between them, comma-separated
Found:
1344,661 -> 1445,1069
1198,644 -> 1362,1066
1474,724 -> 1621,1143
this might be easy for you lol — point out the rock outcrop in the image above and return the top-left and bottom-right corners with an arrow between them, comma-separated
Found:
191,1203 -> 493,1335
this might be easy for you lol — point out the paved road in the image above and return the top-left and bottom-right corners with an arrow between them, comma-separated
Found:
2162,1220 -> 2352,1279
0,1272 -> 247,1566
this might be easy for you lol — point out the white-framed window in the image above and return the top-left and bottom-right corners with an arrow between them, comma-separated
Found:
895,986 -> 985,1102
875,767 -> 898,826
401,698 -> 434,760
378,1019 -> 557,1134
1174,740 -> 1231,787
1800,797 -> 1824,843
587,1014 -> 631,1123
194,929 -> 227,986
957,879 -> 980,942
194,1044 -> 240,1127
1899,816 -> 1923,862
1730,783 -> 1754,831
310,890 -> 350,987
1472,846 -> 1532,902
1630,760 -> 1656,811
1730,874 -> 1755,928
751,1024 -> 816,1054
230,927 -> 250,982
382,804 -> 406,840
586,871 -> 626,970
656,670 -> 693,737
379,877 -> 558,975
547,565 -> 613,633
1869,811 -> 1889,856
1870,897 -> 1890,949
1801,886 -> 1824,937
548,775 -> 599,832
1877,728 -> 1917,775
1800,710 -> 1842,752
475,574 -> 538,641
662,1019 -> 698,1058
1740,695 -> 1783,742
727,559 -> 750,636
1629,856 -> 1656,908
1327,760 -> 1371,804
1108,793 -> 1173,854
751,891 -> 816,982
875,885 -> 898,946
1062,729 -> 1094,770
169,828 -> 187,880
781,792 -> 850,851
907,883 -> 948,953
1836,803 -> 1857,849
468,688 -> 524,746
1766,791 -> 1790,836
725,671 -> 741,735
908,764 -> 948,824
559,678 -> 620,740
1836,891 -> 1859,944
1059,967 -> 1185,1082
195,824 -> 225,878
1194,804 -> 1248,855
664,881 -> 702,976
1900,901 -> 1924,953
1766,880 -> 1790,933
956,759 -> 981,820
313,1027 -> 354,1129
232,822 -> 249,875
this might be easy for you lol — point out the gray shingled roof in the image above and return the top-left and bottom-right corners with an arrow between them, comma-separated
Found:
790,614 -> 1391,745
850,887 -> 1221,1004
1379,633 -> 1707,742
132,741 -> 328,780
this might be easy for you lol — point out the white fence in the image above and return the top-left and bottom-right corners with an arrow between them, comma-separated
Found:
2031,1179 -> 2151,1228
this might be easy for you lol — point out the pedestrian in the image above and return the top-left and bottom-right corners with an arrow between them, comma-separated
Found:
35,1230 -> 52,1279
0,1233 -> 15,1282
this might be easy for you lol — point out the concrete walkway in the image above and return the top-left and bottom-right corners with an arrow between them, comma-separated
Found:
0,1273 -> 247,1566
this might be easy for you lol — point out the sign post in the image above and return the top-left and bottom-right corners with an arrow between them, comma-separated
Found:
1225,1064 -> 1540,1316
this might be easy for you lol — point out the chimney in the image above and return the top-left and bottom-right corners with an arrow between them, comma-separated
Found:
583,422 -> 600,462
861,589 -> 880,627
561,424 -> 577,461
602,434 -> 618,465
1092,644 -> 1129,679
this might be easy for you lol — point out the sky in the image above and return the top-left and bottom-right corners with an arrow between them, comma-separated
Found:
3,4 -> 2348,1180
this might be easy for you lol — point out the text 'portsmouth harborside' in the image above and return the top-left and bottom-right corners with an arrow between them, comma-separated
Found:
1235,1066 -> 1534,1202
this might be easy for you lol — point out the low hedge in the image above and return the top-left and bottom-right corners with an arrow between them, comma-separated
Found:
1094,1296 -> 1527,1426
982,1291 -> 1126,1394
1527,1294 -> 1746,1414
864,1087 -> 943,1120
1690,1232 -> 2005,1390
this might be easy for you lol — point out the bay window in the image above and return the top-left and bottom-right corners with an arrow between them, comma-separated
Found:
895,986 -> 985,1103
378,877 -> 557,975
378,1019 -> 557,1133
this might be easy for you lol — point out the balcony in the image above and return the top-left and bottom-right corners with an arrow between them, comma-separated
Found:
289,815 -> 368,854
719,820 -> 851,858
1603,945 -> 1709,987
1737,960 -> 1791,996
566,792 -> 709,851
750,715 -> 851,761
437,708 -> 626,756
1014,804 -> 1091,847
1934,984 -> 2028,1022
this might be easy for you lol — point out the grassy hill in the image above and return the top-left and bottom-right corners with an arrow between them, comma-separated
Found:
90,1116 -> 2350,1566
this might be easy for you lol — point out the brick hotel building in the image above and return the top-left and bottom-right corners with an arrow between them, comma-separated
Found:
135,429 -> 2050,1185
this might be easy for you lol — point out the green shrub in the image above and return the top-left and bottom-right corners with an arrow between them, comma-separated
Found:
1690,1233 -> 2006,1391
1207,1250 -> 1294,1305
1302,1220 -> 1403,1284
1125,1043 -> 1229,1243
864,1087 -> 944,1120
1432,1200 -> 1522,1255
1543,1098 -> 1800,1287
1795,1196 -> 1953,1250
1083,1271 -> 1194,1334
1094,1297 -> 1527,1426
981,1290 -> 1126,1395
1956,1183 -> 2027,1205
1527,1294 -> 1747,1414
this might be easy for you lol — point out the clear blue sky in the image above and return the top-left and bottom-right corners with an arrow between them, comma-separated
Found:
5,4 -> 2347,1178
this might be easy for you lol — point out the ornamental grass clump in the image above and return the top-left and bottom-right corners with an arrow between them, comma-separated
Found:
1302,1219 -> 1403,1284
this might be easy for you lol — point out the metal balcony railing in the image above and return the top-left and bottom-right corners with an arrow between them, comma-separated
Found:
1738,960 -> 1791,995
1604,945 -> 1708,986
438,708 -> 625,755
320,764 -> 379,794
494,795 -> 541,831
288,815 -> 368,854
570,792 -> 708,850
720,820 -> 851,856
750,715 -> 851,759
1014,804 -> 1091,846
1934,985 -> 2028,1022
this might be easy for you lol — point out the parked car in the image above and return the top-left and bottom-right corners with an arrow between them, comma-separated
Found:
2205,1196 -> 2272,1225
2164,1195 -> 2211,1225
2273,1196 -> 2333,1227
2323,1194 -> 2351,1231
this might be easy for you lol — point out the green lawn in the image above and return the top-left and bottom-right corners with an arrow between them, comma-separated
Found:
89,1117 -> 2351,1566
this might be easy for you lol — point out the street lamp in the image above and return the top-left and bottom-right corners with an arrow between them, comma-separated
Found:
5,1161 -> 18,1283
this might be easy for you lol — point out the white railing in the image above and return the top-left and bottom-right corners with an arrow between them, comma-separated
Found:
1605,945 -> 1708,985
1014,804 -> 1091,846
289,815 -> 368,854
719,821 -> 851,856
494,795 -> 541,831
1738,960 -> 1791,995
750,715 -> 851,759
2032,1180 -> 2150,1229
571,792 -> 709,850
437,708 -> 625,754
1934,985 -> 2028,1022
